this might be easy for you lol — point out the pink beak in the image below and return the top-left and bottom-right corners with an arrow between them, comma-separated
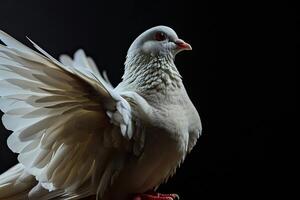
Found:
175,39 -> 192,51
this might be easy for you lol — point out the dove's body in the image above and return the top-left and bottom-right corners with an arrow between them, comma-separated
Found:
108,74 -> 201,199
0,26 -> 201,200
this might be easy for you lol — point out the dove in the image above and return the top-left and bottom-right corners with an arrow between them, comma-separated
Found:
0,25 -> 202,200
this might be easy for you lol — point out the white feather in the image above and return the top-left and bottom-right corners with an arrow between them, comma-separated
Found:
0,30 -> 136,199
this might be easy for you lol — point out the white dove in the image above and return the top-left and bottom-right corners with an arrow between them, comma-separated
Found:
0,25 -> 202,200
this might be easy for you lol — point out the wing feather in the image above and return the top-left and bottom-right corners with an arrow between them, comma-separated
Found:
0,30 -> 138,198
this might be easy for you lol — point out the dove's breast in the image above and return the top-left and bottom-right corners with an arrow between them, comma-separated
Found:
107,87 -> 200,199
137,87 -> 201,187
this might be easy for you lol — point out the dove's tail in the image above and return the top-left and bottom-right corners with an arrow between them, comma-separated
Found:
0,164 -> 36,200
0,164 -> 95,200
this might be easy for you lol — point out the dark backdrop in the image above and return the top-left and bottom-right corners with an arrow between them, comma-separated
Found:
0,0 -> 296,199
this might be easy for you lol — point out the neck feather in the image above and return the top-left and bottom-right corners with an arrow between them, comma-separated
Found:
122,52 -> 182,92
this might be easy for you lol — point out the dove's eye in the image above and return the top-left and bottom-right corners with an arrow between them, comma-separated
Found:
155,32 -> 167,41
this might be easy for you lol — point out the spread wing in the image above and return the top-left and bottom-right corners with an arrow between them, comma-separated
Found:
0,30 -> 137,197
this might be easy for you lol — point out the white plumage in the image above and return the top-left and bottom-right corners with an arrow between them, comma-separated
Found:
0,26 -> 201,200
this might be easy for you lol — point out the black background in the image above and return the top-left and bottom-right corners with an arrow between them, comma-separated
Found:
0,0 -> 297,199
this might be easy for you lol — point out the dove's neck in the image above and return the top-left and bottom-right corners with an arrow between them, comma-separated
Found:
121,52 -> 182,92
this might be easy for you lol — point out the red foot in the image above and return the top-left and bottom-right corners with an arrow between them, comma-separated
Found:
132,193 -> 179,200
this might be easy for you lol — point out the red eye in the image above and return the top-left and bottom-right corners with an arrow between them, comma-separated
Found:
155,32 -> 167,41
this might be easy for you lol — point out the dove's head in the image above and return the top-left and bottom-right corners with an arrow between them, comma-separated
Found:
127,25 -> 192,58
123,26 -> 190,89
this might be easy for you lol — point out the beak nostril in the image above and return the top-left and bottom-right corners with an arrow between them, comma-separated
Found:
174,39 -> 185,46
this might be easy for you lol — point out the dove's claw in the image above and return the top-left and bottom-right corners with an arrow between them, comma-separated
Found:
132,193 -> 179,200
158,194 -> 179,200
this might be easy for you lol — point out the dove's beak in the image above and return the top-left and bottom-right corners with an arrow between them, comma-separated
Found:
175,39 -> 192,51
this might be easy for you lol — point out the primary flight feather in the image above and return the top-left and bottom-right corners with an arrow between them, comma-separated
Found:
0,26 -> 201,200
